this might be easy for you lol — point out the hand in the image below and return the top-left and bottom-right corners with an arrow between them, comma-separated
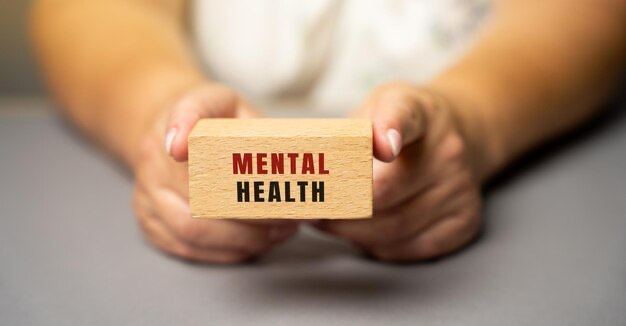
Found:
316,82 -> 483,262
133,83 -> 299,263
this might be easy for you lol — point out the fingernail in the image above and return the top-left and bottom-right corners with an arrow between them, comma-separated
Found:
387,128 -> 402,157
269,226 -> 297,241
164,128 -> 177,155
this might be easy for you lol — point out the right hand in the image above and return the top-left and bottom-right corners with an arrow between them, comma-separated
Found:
133,83 -> 299,263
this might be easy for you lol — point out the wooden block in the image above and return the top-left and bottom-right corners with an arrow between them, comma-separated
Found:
188,119 -> 372,219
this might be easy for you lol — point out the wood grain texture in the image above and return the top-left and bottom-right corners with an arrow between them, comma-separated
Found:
189,119 -> 372,219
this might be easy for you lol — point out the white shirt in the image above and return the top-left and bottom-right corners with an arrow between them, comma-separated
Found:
193,0 -> 490,113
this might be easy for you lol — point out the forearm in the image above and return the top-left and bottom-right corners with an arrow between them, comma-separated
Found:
31,0 -> 205,166
430,0 -> 626,180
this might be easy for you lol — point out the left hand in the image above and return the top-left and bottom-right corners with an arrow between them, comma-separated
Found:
315,82 -> 483,262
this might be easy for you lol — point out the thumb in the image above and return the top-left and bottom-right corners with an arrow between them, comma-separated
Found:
163,85 -> 244,162
366,87 -> 429,162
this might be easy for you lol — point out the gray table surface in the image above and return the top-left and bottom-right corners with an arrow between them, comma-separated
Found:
1,97 -> 625,326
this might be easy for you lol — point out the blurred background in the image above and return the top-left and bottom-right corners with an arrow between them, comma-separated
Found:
0,0 -> 43,96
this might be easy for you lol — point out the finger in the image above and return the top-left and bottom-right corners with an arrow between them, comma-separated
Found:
133,186 -> 251,263
315,177 -> 461,247
374,130 -> 471,211
358,83 -> 431,162
371,142 -> 430,210
165,84 -> 240,161
135,132 -> 190,198
140,212 -> 253,264
135,129 -> 299,250
150,186 -> 299,252
370,213 -> 481,262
